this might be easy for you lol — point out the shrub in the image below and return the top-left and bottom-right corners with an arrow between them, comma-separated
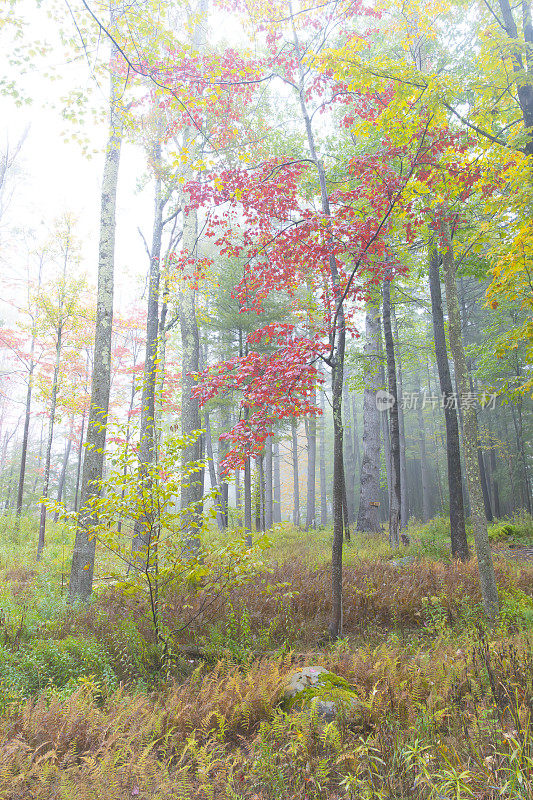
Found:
0,635 -> 115,696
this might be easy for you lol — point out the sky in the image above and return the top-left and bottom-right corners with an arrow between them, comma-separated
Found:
0,0 -> 155,318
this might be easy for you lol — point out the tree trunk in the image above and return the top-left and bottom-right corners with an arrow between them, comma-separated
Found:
319,385 -> 327,525
341,458 -> 351,541
69,8 -> 122,598
414,370 -> 431,522
38,332 -> 62,560
217,407 -> 230,529
73,409 -> 86,513
426,360 -> 445,514
428,248 -> 470,559
351,394 -> 361,475
511,401 -> 532,513
131,142 -> 164,573
392,306 -> 409,529
16,325 -> 36,521
356,303 -> 382,532
329,337 -> 346,638
244,457 -> 252,546
342,375 -> 356,524
32,418 -> 45,498
289,4 -> 345,637
305,382 -> 317,530
235,468 -> 241,523
54,436 -> 72,521
178,0 -> 208,553
380,351 -> 392,522
205,410 -> 225,531
264,434 -> 273,530
258,454 -> 265,531
291,417 -> 300,527
490,434 -> 502,519
440,222 -> 499,618
273,439 -> 282,523
477,444 -> 494,522
382,277 -> 401,547
117,364 -> 137,534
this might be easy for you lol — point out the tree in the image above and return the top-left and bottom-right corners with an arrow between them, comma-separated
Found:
356,301 -> 382,533
69,0 -> 124,599
439,216 -> 499,618
36,218 -> 87,559
428,248 -> 469,559
382,273 -> 401,547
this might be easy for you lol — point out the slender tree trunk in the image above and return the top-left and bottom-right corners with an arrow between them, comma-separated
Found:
73,409 -> 86,513
477,444 -> 493,522
38,333 -> 62,559
319,386 -> 327,525
343,375 -> 356,525
381,406 -> 392,521
357,303 -> 382,532
16,328 -> 36,521
244,457 -> 252,547
217,407 -> 230,530
289,3 -> 345,637
235,468 -> 241,523
415,371 -> 431,522
382,277 -> 401,547
32,418 -> 45,498
264,434 -> 273,530
131,142 -> 163,570
273,440 -> 281,523
69,7 -> 122,598
305,383 -> 317,530
392,307 -> 409,529
352,394 -> 361,473
179,0 -> 208,553
341,458 -> 351,541
490,434 -> 502,519
380,347 -> 392,522
258,454 -> 265,531
329,339 -> 346,637
117,366 -> 137,534
501,411 -> 518,513
54,436 -> 72,521
511,401 -> 532,513
291,417 -> 300,527
205,411 -> 225,530
426,361 -> 445,514
440,222 -> 499,618
428,249 -> 470,559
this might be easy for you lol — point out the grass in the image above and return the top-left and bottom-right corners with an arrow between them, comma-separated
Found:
1,511 -> 533,797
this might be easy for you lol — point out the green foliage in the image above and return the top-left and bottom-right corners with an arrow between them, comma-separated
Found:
0,635 -> 115,696
499,588 -> 533,626
489,522 -> 521,542
51,427 -> 269,670
202,603 -> 283,664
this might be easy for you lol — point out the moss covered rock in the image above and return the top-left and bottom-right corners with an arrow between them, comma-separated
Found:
281,666 -> 369,725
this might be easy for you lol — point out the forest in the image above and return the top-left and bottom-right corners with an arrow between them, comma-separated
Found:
0,0 -> 532,796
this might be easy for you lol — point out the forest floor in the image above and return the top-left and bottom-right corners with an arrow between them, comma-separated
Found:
1,512 -> 533,799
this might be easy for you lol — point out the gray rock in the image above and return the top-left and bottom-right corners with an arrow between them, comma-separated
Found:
282,666 -> 369,726
389,556 -> 416,568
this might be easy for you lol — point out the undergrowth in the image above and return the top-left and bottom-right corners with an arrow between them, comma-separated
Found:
0,514 -> 533,797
